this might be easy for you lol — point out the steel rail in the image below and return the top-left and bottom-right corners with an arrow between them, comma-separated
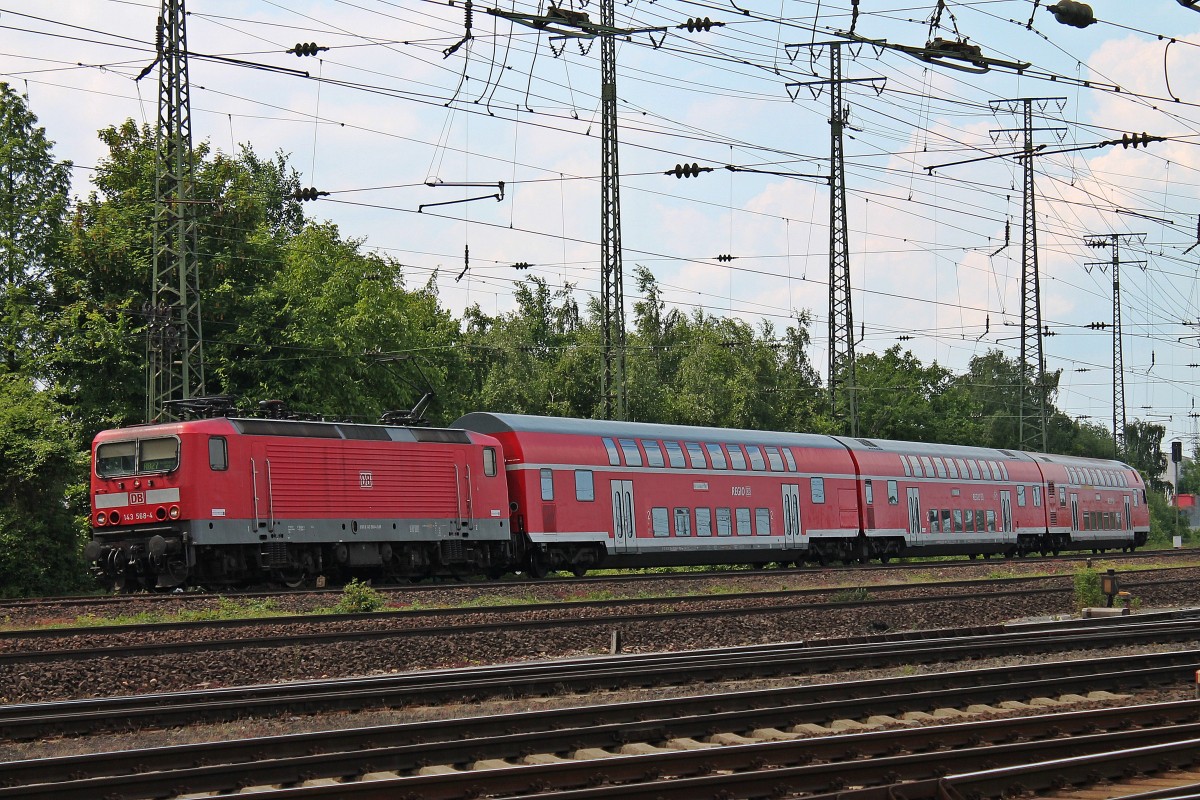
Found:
46,712 -> 1200,799
8,577 -> 1200,667
3,624 -> 1200,740
4,694 -> 1199,799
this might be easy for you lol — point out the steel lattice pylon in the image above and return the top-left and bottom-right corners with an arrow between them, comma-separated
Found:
146,0 -> 205,421
1017,99 -> 1046,453
827,43 -> 857,437
599,0 -> 626,421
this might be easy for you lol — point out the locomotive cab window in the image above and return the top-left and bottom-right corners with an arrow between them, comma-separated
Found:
540,469 -> 555,501
96,440 -> 136,477
139,437 -> 179,473
209,437 -> 228,471
483,447 -> 498,477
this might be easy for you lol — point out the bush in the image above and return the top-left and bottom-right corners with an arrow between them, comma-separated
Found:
1073,567 -> 1104,610
334,578 -> 387,613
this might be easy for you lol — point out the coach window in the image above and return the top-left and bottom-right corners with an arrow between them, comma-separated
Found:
928,509 -> 940,532
946,459 -> 959,479
963,509 -> 975,533
998,462 -> 1009,481
991,461 -> 1004,481
1016,485 -> 1026,507
727,445 -> 748,470
811,477 -> 826,504
764,446 -> 784,471
1059,485 -> 1067,506
978,461 -> 992,481
652,507 -> 670,537
674,508 -> 692,537
540,469 -> 555,501
696,508 -> 713,536
941,508 -> 952,531
1033,486 -> 1042,506
908,456 -> 923,478
864,480 -> 874,505
920,456 -> 935,477
902,457 -> 912,477
705,443 -> 728,469
209,437 -> 228,471
744,445 -> 766,471
975,510 -> 986,532
602,438 -> 620,466
952,509 -> 963,532
735,508 -> 752,535
956,458 -> 969,479
619,439 -> 643,467
685,442 -> 707,469
887,480 -> 899,505
782,448 -> 797,471
575,470 -> 595,502
967,460 -> 981,480
933,458 -> 947,479
642,440 -> 665,468
664,441 -> 686,468
716,507 -> 733,536
755,508 -> 771,535
986,510 -> 996,532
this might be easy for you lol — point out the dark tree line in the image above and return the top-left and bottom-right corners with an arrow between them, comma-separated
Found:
0,85 -> 1171,595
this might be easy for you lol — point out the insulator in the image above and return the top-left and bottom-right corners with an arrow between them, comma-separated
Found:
293,187 -> 324,201
716,254 -> 733,262
513,262 -> 531,270
1047,1 -> 1095,28
291,42 -> 324,57
1121,132 -> 1152,148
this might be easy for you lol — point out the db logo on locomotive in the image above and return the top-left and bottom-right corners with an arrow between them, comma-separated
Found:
130,492 -> 146,505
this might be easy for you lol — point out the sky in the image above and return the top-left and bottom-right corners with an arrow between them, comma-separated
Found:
3,0 -> 1200,450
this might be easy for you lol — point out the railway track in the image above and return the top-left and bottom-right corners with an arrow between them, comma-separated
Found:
2,546 -> 1191,618
4,636 -> 1200,798
4,612 -> 1200,739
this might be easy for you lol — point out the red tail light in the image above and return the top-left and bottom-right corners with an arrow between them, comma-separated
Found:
108,511 -> 121,525
155,506 -> 167,521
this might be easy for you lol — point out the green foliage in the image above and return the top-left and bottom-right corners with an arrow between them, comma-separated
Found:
829,587 -> 871,602
1146,488 -> 1187,547
1073,567 -> 1104,610
333,579 -> 388,613
0,375 -> 90,596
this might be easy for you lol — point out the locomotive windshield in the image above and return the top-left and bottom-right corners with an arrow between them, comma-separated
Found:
96,436 -> 180,477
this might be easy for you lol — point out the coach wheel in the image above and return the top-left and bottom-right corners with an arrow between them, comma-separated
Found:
571,565 -> 588,578
527,554 -> 549,580
280,570 -> 308,589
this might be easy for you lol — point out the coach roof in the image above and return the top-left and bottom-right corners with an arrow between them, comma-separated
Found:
454,412 -> 844,449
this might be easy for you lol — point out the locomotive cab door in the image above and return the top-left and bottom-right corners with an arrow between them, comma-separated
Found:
781,484 -> 802,547
611,480 -> 636,553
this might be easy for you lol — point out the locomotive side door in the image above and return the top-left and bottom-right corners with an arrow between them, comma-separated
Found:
249,442 -> 275,533
781,484 -> 801,547
906,487 -> 921,536
611,480 -> 636,553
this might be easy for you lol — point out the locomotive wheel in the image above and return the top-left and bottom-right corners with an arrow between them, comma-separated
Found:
527,555 -> 549,580
280,570 -> 308,589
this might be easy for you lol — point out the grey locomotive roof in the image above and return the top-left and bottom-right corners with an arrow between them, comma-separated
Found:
454,412 -> 845,449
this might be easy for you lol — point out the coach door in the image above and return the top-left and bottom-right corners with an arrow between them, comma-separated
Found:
1070,493 -> 1080,532
611,480 -> 636,553
1124,495 -> 1132,530
906,487 -> 921,536
782,484 -> 802,547
1000,491 -> 1012,533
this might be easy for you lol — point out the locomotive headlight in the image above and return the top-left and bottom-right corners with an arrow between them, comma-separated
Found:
156,506 -> 167,520
169,505 -> 181,520
108,511 -> 121,525
95,511 -> 107,526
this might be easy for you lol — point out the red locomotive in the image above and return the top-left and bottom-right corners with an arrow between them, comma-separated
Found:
87,408 -> 1150,590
